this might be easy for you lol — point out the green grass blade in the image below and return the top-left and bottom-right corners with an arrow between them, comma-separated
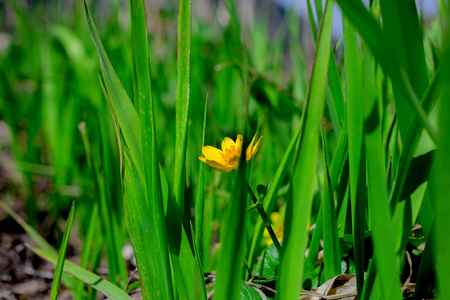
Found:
435,9 -> 450,299
84,0 -> 143,179
335,0 -> 437,144
342,16 -> 366,296
129,0 -> 173,297
173,0 -> 191,213
50,201 -> 76,300
30,246 -> 132,300
123,145 -> 171,299
378,0 -> 429,140
327,52 -> 346,130
195,100 -> 207,257
75,202 -> 100,300
306,0 -> 318,42
320,131 -> 340,280
87,1 -> 174,297
362,48 -> 401,300
389,69 -> 441,210
80,121 -> 122,285
214,137 -> 248,300
276,1 -> 333,298
160,170 -> 207,300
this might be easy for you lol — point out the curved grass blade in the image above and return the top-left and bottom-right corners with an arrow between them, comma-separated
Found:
86,1 -> 174,298
84,0 -> 143,180
50,201 -> 75,300
276,1 -> 333,298
30,246 -> 132,300
342,17 -> 366,296
173,0 -> 191,214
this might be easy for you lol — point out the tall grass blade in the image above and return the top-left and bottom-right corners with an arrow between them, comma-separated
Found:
434,8 -> 450,299
85,2 -> 172,298
50,201 -> 75,300
276,1 -> 333,298
378,0 -> 428,140
195,100 -> 207,256
160,170 -> 207,300
335,0 -> 437,143
343,17 -> 366,296
362,47 -> 401,300
174,0 -> 191,213
320,131 -> 340,280
84,1 -> 143,178
80,121 -> 122,285
130,0 -> 173,297
122,146 -> 171,299
214,136 -> 248,300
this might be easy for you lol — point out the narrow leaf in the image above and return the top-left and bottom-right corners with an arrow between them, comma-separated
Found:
276,1 -> 333,298
50,201 -> 76,300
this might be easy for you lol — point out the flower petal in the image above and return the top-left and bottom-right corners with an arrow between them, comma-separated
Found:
246,134 -> 256,161
222,137 -> 241,158
235,135 -> 243,152
246,135 -> 263,161
204,158 -> 234,172
202,146 -> 227,164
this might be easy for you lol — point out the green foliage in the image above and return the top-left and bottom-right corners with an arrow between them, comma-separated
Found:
0,0 -> 447,299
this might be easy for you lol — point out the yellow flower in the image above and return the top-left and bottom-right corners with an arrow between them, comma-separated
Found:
199,134 -> 263,172
264,210 -> 284,245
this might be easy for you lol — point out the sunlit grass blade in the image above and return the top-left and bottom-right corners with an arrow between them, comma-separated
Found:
30,246 -> 132,300
343,16 -> 366,296
214,136 -> 248,300
320,130 -> 340,280
173,0 -> 191,214
50,201 -> 75,300
434,8 -> 450,299
130,0 -> 173,297
276,1 -> 333,298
